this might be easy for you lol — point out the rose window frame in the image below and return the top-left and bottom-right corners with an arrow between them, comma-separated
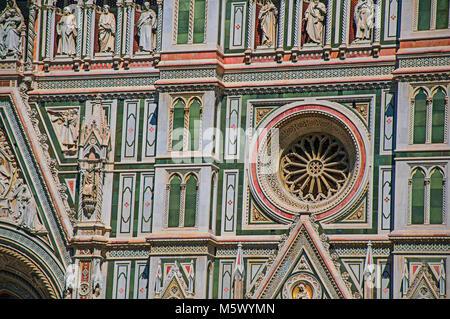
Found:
248,101 -> 370,224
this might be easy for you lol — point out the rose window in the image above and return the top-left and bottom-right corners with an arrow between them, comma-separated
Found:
280,133 -> 350,203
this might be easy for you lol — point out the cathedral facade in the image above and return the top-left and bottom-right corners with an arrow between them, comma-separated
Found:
0,0 -> 448,299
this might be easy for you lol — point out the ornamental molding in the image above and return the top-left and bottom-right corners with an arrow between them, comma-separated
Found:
34,74 -> 159,91
333,245 -> 391,257
0,245 -> 58,298
28,90 -> 157,102
393,242 -> 450,253
0,226 -> 66,296
106,249 -> 150,259
223,64 -> 395,83
223,80 -> 392,95
397,55 -> 450,69
0,93 -> 73,264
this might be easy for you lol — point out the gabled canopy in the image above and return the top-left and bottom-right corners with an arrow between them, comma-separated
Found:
252,214 -> 353,299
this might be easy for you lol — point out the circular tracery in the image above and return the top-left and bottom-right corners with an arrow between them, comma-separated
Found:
280,133 -> 350,203
248,102 -> 369,223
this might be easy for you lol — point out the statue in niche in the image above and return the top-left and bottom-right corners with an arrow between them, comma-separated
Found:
136,2 -> 157,52
56,6 -> 77,56
0,0 -> 24,59
81,164 -> 98,218
258,0 -> 278,48
48,108 -> 79,156
98,5 -> 116,53
294,283 -> 312,299
354,0 -> 374,42
303,0 -> 327,45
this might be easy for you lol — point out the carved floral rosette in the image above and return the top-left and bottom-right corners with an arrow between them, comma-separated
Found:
247,100 -> 370,224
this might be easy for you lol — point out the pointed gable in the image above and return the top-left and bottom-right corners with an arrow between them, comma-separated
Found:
406,262 -> 441,299
252,214 -> 353,299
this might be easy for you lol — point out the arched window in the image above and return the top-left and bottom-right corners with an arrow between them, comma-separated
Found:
413,89 -> 427,144
431,88 -> 446,143
417,0 -> 432,31
411,169 -> 425,224
436,0 -> 450,30
430,168 -> 444,224
193,0 -> 206,43
172,99 -> 186,151
188,98 -> 202,151
176,0 -> 206,44
184,174 -> 198,227
177,0 -> 190,44
168,175 -> 182,227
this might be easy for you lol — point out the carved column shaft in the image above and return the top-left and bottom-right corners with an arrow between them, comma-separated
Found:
26,1 -> 38,70
374,0 -> 381,43
293,0 -> 301,47
156,0 -> 163,53
44,3 -> 56,58
247,0 -> 256,50
325,0 -> 333,46
277,0 -> 286,48
76,2 -> 84,57
425,97 -> 433,144
341,0 -> 349,45
124,1 -> 135,55
85,2 -> 95,57
115,1 -> 124,55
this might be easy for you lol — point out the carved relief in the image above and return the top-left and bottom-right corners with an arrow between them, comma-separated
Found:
0,127 -> 45,233
48,108 -> 80,157
0,0 -> 24,59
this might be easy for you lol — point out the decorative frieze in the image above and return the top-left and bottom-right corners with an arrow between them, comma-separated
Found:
334,246 -> 391,257
36,75 -> 158,91
223,65 -> 395,82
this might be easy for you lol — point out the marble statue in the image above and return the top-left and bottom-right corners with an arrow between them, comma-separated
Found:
98,5 -> 116,53
258,0 -> 278,47
303,0 -> 327,45
91,259 -> 103,298
57,6 -> 77,56
0,0 -> 23,58
136,2 -> 157,52
64,263 -> 77,298
354,0 -> 374,42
